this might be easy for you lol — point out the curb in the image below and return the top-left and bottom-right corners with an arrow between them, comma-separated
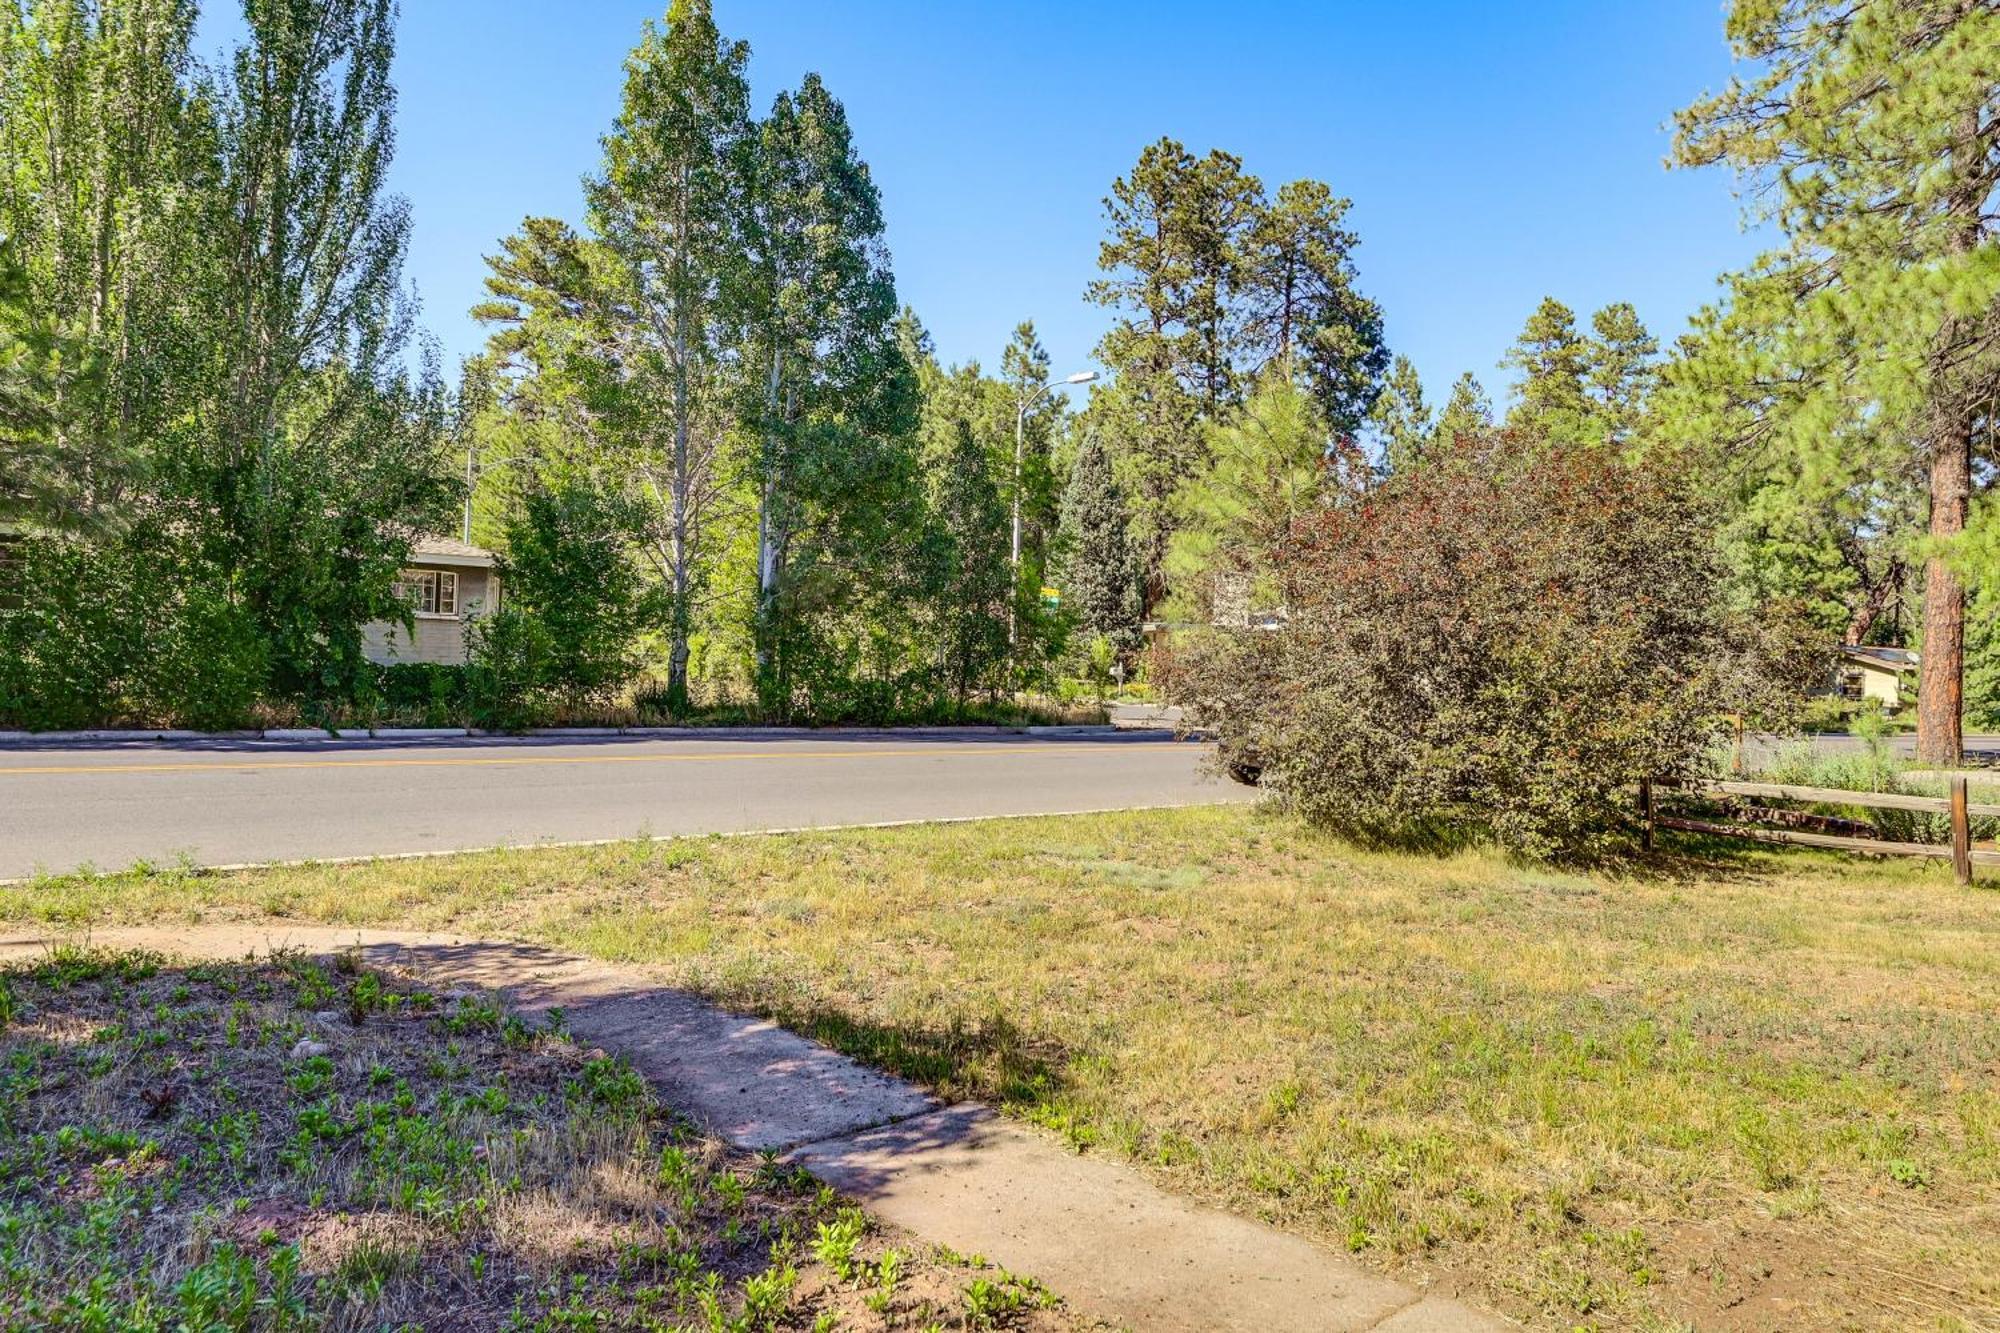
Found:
0,722 -> 1173,748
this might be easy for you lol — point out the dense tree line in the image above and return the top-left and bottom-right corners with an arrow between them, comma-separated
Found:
0,0 -> 455,727
2,0 -> 1992,759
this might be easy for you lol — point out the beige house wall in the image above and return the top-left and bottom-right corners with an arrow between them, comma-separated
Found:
361,564 -> 496,667
1829,660 -> 1905,709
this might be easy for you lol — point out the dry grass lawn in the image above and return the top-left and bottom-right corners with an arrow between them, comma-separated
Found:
4,804 -> 1996,1330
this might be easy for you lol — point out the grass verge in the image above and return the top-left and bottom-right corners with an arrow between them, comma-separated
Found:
0,946 -> 1076,1331
4,804 -> 1997,1329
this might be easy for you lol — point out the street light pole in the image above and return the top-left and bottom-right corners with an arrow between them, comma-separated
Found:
1011,370 -> 1097,644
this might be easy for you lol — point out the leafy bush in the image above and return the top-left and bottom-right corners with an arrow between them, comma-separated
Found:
0,534 -> 266,730
462,604 -> 551,731
1169,432 -> 1819,859
373,662 -> 471,726
498,481 -> 645,706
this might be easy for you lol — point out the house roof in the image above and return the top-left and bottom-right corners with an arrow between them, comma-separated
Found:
408,535 -> 497,569
1838,644 -> 1918,673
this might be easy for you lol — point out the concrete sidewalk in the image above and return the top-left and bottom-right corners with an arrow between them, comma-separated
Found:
0,923 -> 1505,1333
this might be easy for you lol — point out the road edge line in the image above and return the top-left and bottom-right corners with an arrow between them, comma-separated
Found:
0,800 -> 1248,887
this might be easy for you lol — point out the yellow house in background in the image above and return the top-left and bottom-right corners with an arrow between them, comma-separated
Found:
361,536 -> 500,667
1828,644 -> 1916,710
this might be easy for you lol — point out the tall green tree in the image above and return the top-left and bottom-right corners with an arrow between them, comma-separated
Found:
1057,428 -> 1142,656
582,0 -> 748,711
1370,354 -> 1431,476
1500,297 -> 1592,441
1433,371 -> 1493,448
1585,301 -> 1658,446
1242,178 -> 1388,435
1165,374 -> 1347,622
0,240 -> 92,527
737,72 -> 914,711
1087,141 -> 1386,611
920,403 -> 1011,704
174,0 -> 453,700
0,0 -> 195,525
1673,0 -> 2000,762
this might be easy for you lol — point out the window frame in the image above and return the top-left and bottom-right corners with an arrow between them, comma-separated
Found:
395,567 -> 462,619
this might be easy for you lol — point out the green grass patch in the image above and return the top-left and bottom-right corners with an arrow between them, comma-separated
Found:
6,805 -> 1998,1329
0,947 -> 1083,1330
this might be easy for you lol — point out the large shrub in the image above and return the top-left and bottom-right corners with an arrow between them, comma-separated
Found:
0,535 -> 266,730
1170,432 -> 1815,858
498,482 -> 645,706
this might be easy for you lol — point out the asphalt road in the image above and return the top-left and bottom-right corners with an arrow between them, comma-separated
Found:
0,733 -> 1247,879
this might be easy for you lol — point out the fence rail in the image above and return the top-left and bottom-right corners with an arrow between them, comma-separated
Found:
1642,775 -> 1984,884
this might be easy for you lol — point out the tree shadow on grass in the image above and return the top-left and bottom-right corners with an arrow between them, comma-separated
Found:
762,1001 -> 1075,1114
1280,807 -> 1881,890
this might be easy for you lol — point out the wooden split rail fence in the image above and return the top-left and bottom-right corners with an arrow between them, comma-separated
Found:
1640,776 -> 1996,886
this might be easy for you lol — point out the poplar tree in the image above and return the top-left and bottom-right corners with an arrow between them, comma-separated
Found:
1674,0 -> 2000,762
178,0 -> 454,699
0,0 -> 197,519
737,72 -> 912,710
585,0 -> 749,711
0,242 -> 83,526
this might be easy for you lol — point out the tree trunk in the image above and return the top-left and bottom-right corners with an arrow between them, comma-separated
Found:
1842,556 -> 1904,647
1916,419 -> 1969,765
1916,104 -> 1986,768
754,345 -> 783,712
667,322 -> 692,716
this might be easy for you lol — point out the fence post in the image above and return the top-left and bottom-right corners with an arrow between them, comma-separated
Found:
1640,779 -> 1655,852
1951,775 -> 1972,886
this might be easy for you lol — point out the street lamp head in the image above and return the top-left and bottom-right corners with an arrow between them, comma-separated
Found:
1064,371 -> 1099,385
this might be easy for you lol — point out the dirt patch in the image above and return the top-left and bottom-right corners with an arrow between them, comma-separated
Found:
0,944 -> 1090,1329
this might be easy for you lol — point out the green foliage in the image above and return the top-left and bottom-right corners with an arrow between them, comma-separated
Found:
1432,371 -> 1492,448
1752,740 -> 1999,845
1165,373 -> 1349,622
1670,0 -> 2000,761
0,533 -> 266,729
499,480 -> 645,705
1170,431 -> 1819,858
1500,297 -> 1658,447
1055,430 -> 1142,658
1369,355 -> 1431,476
1086,138 -> 1387,609
463,604 -> 553,731
0,0 -> 454,719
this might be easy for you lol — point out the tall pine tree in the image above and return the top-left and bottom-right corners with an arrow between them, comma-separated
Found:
1674,0 -> 2000,761
1057,429 -> 1142,656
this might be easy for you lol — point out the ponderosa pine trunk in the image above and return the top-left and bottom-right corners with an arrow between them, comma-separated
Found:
1915,104 -> 1986,768
1917,418 -> 1970,765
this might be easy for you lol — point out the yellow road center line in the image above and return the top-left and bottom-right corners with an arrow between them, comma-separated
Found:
0,743 -> 1157,779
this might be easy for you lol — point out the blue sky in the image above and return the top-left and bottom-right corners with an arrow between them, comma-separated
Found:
207,2 -> 1766,411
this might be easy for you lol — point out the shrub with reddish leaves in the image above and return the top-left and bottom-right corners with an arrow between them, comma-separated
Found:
1170,432 -> 1814,858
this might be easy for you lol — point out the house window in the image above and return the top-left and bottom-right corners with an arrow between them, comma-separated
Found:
1838,670 -> 1864,702
396,569 -> 459,617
